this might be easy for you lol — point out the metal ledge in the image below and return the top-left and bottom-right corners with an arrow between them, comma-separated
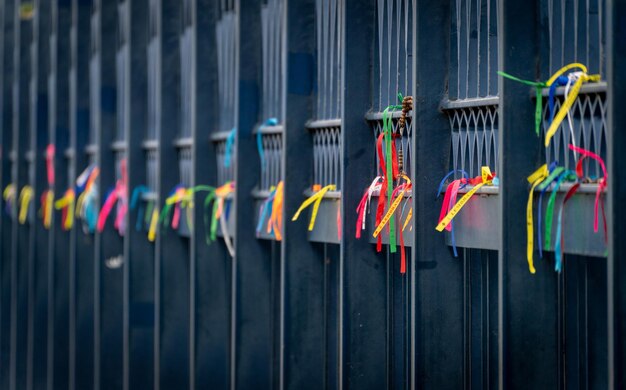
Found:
365,110 -> 413,121
85,144 -> 98,155
142,139 -> 158,150
539,81 -> 607,97
111,140 -> 126,151
254,124 -> 284,135
64,148 -> 74,159
210,130 -> 232,142
306,196 -> 341,244
25,150 -> 35,162
305,118 -> 341,130
440,96 -> 500,110
173,137 -> 193,148
251,188 -> 272,199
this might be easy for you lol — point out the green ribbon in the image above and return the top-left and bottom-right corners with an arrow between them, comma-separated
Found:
203,191 -> 217,245
382,93 -> 404,253
498,71 -> 546,136
544,170 -> 577,250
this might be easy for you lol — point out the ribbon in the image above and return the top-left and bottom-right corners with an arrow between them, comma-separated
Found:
204,182 -> 235,256
18,186 -> 34,224
130,185 -> 150,231
525,164 -> 549,274
96,159 -> 128,235
355,176 -> 384,239
436,170 -> 469,257
45,144 -> 55,186
3,184 -> 15,215
148,208 -> 159,242
40,190 -> 54,228
536,163 -> 564,258
223,127 -> 236,168
555,181 -> 580,272
373,174 -> 412,239
382,97 -> 404,252
257,118 -> 278,170
436,167 -> 495,232
544,170 -> 577,250
569,144 -> 608,241
54,188 -> 75,230
269,181 -> 284,240
292,184 -> 336,231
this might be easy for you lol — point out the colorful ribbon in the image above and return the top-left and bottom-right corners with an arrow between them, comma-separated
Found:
436,170 -> 470,257
54,188 -> 75,230
3,184 -> 15,215
223,127 -> 236,168
435,167 -> 496,232
525,164 -> 549,274
292,184 -> 336,231
97,159 -> 128,235
130,185 -> 151,231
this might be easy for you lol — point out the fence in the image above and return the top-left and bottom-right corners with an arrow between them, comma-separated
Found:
0,0 -> 625,389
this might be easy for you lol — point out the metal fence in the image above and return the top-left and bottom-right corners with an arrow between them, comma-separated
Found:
0,0 -> 624,389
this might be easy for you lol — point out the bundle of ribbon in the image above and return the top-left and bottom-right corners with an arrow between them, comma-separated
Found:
500,63 -> 604,273
96,159 -> 128,235
129,185 -> 153,232
354,93 -> 414,274
204,182 -> 235,257
256,181 -> 283,240
76,164 -> 100,233
435,167 -> 498,258
40,144 -> 55,228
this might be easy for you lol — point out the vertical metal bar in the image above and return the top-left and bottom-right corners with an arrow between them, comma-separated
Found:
0,0 -> 13,388
192,2 -> 231,389
124,0 -> 154,388
281,0 -> 327,388
94,1 -> 123,388
10,1 -> 31,388
232,0 -> 276,389
154,1 -> 190,388
606,0 -> 625,387
498,0 -> 561,388
29,1 -> 51,387
341,0 -> 389,388
412,0 -> 467,388
48,2 -> 71,388
69,0 -> 93,388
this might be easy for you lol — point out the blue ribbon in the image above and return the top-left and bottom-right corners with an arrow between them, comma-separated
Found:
223,127 -> 237,168
130,185 -> 150,231
256,188 -> 276,236
548,76 -> 569,125
257,118 -> 279,170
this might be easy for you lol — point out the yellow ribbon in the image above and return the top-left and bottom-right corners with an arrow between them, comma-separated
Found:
3,184 -> 15,202
269,181 -> 284,240
402,207 -> 413,232
148,208 -> 159,242
18,186 -> 34,224
292,184 -> 336,231
544,63 -> 601,147
526,164 -> 549,274
373,174 -> 412,238
42,190 -> 54,229
54,189 -> 75,230
436,167 -> 494,232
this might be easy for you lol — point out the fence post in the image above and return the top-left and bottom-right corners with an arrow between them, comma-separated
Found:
68,1 -> 94,388
0,0 -> 14,387
123,0 -> 154,388
498,0 -> 561,387
607,0 -> 626,387
191,1 -> 231,389
29,1 -> 51,387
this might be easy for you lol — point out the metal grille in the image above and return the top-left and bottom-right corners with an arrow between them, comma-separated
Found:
90,7 -> 100,146
315,0 -> 342,120
147,0 -> 159,141
450,0 -> 499,100
311,124 -> 340,189
370,113 -> 413,178
446,0 -> 499,176
541,0 -> 606,76
374,0 -> 413,110
449,105 -> 499,177
261,0 -> 284,121
543,88 -> 607,177
180,0 -> 192,138
179,148 -> 192,187
259,131 -> 282,191
216,139 -> 235,185
147,148 -> 158,193
116,1 -> 129,142
216,9 -> 236,132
